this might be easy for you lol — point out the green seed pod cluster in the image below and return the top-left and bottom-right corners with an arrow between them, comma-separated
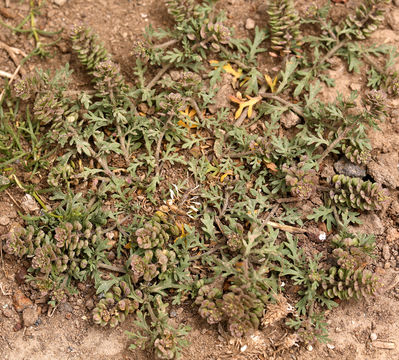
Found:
195,276 -> 266,337
70,26 -> 110,71
335,0 -> 389,40
33,92 -> 67,125
331,232 -> 375,254
4,220 -> 106,281
154,328 -> 183,360
91,60 -> 128,102
130,213 -> 180,284
384,72 -> 399,96
4,225 -> 35,257
93,281 -> 139,327
267,0 -> 301,53
48,162 -> 74,187
199,22 -> 231,52
331,232 -> 375,271
340,143 -> 371,165
135,221 -> 170,250
131,40 -> 150,63
13,66 -> 72,125
363,89 -> 387,118
28,277 -> 68,304
14,73 -> 49,101
322,267 -> 378,300
165,0 -> 195,23
329,174 -> 387,211
160,92 -> 186,116
221,220 -> 245,252
283,161 -> 318,200
130,249 -> 177,284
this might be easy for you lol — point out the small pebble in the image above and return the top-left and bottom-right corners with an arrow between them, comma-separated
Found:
53,0 -> 67,6
245,18 -> 255,30
240,345 -> 248,352
0,216 -> 10,226
370,333 -> 378,341
280,110 -> 300,129
2,308 -> 15,318
85,299 -> 94,311
334,158 -> 366,178
22,306 -> 40,327
307,344 -> 313,351
13,290 -> 33,312
65,312 -> 72,320
13,322 -> 22,332
326,344 -> 335,350
382,244 -> 391,261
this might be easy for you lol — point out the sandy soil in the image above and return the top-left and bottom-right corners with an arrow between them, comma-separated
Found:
0,0 -> 399,359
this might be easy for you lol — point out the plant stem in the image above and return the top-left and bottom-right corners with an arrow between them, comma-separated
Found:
98,262 -> 126,273
317,121 -> 358,164
260,92 -> 304,117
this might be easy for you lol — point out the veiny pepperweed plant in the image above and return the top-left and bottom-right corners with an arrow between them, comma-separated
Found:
0,0 -> 396,358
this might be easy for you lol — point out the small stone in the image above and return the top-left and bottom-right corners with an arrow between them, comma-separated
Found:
53,0 -> 67,6
372,341 -> 395,350
240,345 -> 248,352
65,312 -> 72,320
21,194 -> 39,214
22,306 -> 40,327
326,344 -> 335,350
138,103 -> 149,114
13,290 -> 33,312
245,18 -> 255,30
367,152 -> 399,189
307,344 -> 313,351
382,244 -> 391,261
349,83 -> 362,91
387,228 -> 399,243
0,215 -> 10,226
370,333 -> 378,341
170,309 -> 177,318
170,71 -> 181,81
13,322 -> 22,332
257,4 -> 268,14
85,299 -> 94,311
15,268 -> 27,285
59,302 -> 73,313
349,213 -> 384,236
280,110 -> 300,129
2,308 -> 15,318
77,283 -> 85,291
334,158 -> 366,178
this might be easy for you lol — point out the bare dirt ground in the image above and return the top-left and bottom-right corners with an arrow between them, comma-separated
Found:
1,0 -> 399,359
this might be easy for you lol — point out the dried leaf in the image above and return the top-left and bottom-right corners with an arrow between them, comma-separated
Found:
220,170 -> 233,182
229,95 -> 262,119
264,74 -> 278,93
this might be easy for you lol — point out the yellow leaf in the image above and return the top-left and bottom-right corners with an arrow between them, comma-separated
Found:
229,95 -> 262,119
220,170 -> 234,182
223,63 -> 242,80
177,120 -> 197,129
265,161 -> 278,173
264,74 -> 278,93
209,60 -> 219,66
